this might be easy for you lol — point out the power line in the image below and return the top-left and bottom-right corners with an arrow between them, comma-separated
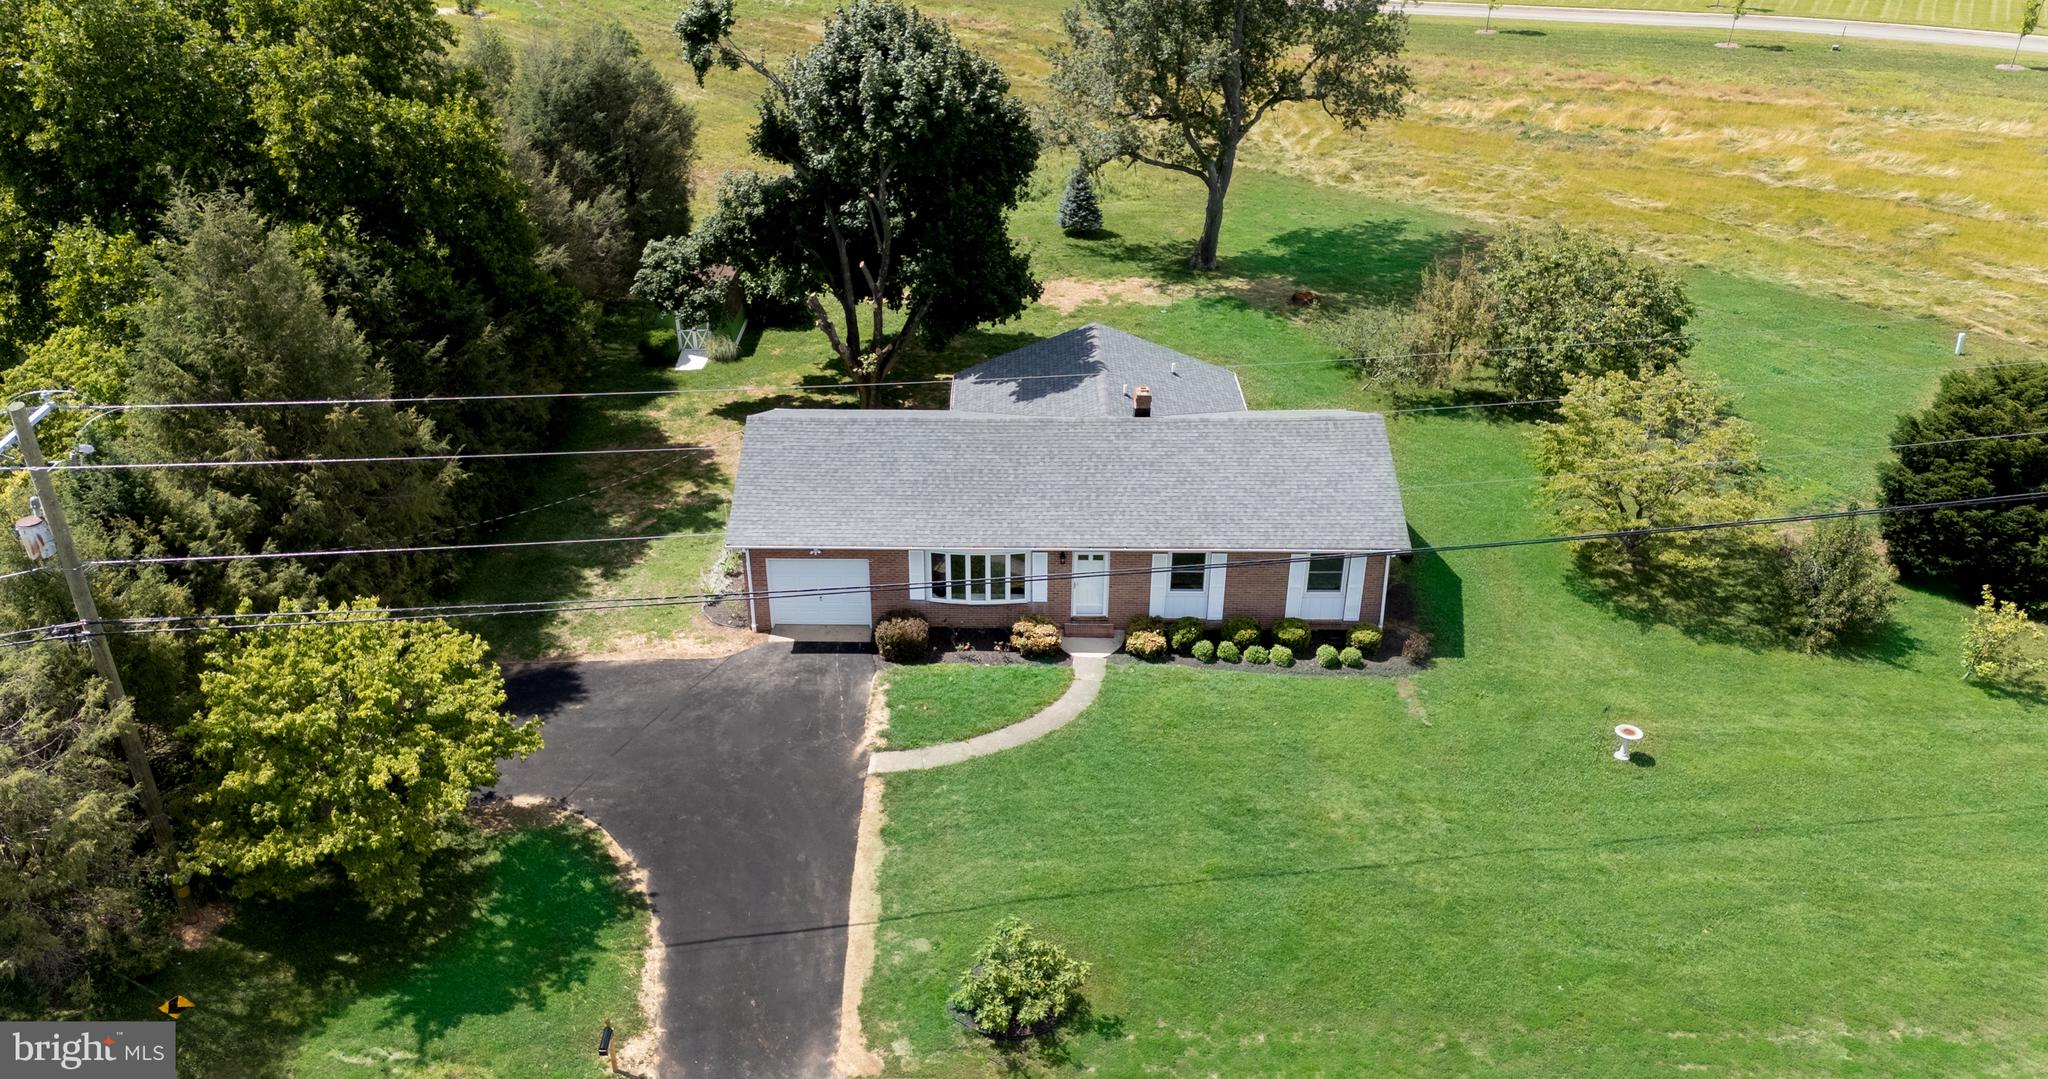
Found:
7,488 -> 2036,644
18,443 -> 720,474
81,528 -> 729,569
58,423 -> 2048,570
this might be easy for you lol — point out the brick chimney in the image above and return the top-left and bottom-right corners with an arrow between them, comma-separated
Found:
1132,384 -> 1152,417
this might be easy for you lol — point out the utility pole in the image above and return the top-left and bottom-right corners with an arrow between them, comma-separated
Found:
7,401 -> 183,897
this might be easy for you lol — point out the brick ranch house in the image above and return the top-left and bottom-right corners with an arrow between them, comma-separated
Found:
723,324 -> 1410,641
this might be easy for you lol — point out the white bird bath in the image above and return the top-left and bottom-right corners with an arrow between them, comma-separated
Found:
1613,724 -> 1644,762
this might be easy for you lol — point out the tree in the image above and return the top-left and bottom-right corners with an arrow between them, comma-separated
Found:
500,22 -> 697,301
1877,365 -> 2048,605
1721,0 -> 1750,47
0,649 -> 169,1016
632,232 -> 734,331
2007,0 -> 2041,68
1057,166 -> 1104,235
182,600 -> 541,909
948,917 -> 1091,1037
123,194 -> 459,614
1963,586 -> 2044,689
0,0 -> 586,477
1778,514 -> 1898,652
1481,0 -> 1502,33
1531,367 -> 1768,570
1481,228 -> 1694,401
1046,0 -> 1409,270
672,0 -> 1040,406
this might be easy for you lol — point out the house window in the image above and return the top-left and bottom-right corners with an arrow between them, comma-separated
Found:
1306,555 -> 1345,593
930,551 -> 1030,603
1168,552 -> 1208,591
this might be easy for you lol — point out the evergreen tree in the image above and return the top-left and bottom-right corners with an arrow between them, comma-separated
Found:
1057,166 -> 1103,235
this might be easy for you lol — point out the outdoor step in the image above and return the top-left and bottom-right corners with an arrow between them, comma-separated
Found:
1064,621 -> 1116,638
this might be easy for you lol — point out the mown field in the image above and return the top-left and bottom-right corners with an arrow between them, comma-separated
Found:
1467,0 -> 2034,32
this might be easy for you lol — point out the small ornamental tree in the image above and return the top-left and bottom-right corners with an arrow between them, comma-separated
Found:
1963,586 -> 2045,689
1778,514 -> 1898,652
2008,0 -> 2042,68
1878,365 -> 2048,605
182,600 -> 542,909
1481,228 -> 1693,401
1532,368 -> 1767,570
948,917 -> 1091,1037
1056,165 -> 1103,234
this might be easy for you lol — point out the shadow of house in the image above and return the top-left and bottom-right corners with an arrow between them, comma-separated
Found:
1401,525 -> 1466,659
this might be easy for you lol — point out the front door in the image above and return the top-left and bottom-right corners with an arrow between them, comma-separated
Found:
1070,552 -> 1108,617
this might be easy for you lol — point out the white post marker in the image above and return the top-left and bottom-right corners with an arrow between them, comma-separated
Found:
1613,724 -> 1644,762
1954,331 -> 1967,356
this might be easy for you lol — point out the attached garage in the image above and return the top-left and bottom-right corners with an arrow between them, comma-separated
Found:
763,557 -> 872,638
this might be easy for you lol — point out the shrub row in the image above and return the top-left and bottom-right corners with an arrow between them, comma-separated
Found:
1124,614 -> 1387,662
1010,614 -> 1062,658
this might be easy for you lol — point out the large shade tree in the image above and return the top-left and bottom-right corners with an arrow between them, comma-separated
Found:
1046,0 -> 1409,270
670,0 -> 1040,405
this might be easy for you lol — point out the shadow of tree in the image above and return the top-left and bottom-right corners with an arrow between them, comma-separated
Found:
378,825 -> 643,1051
1563,539 -> 1792,651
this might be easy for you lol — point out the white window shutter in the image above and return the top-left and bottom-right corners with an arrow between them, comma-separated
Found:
1030,551 -> 1050,603
1204,552 -> 1227,621
1284,554 -> 1308,619
1342,556 -> 1368,622
1148,553 -> 1170,617
908,549 -> 928,601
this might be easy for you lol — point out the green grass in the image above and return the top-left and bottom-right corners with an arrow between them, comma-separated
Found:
847,102 -> 2047,1079
881,663 -> 1076,750
113,821 -> 646,1077
1472,0 -> 2033,32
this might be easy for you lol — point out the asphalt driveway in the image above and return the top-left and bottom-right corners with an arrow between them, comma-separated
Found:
496,641 -> 873,1078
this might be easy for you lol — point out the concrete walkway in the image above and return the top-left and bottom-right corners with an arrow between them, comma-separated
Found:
868,635 -> 1120,774
1412,2 -> 2048,55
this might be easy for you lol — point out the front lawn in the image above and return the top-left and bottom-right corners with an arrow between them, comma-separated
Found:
116,817 -> 647,1077
881,663 -> 1076,750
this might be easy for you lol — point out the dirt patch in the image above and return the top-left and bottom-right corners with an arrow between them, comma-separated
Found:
1037,276 -> 1178,314
832,772 -> 888,1077
517,618 -> 768,664
494,796 -> 669,1079
1396,677 -> 1431,726
174,905 -> 228,951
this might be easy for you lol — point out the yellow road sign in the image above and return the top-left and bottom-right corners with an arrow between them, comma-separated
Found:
159,994 -> 194,1019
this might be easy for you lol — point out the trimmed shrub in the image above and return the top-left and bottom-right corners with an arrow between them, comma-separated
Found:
948,917 -> 1091,1038
1271,617 -> 1311,652
1401,630 -> 1432,665
1963,585 -> 2045,689
1243,644 -> 1270,665
1124,617 -> 1168,661
1192,639 -> 1216,663
1317,644 -> 1340,669
1219,615 -> 1262,650
1217,641 -> 1241,663
1010,615 -> 1062,658
1339,646 -> 1365,668
1169,617 -> 1206,655
637,326 -> 678,366
1271,645 -> 1295,668
1347,623 -> 1383,654
874,610 -> 930,663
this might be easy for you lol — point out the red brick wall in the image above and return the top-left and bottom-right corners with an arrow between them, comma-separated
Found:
743,548 -> 1390,631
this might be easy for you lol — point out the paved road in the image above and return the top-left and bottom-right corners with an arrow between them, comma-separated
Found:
497,641 -> 873,1078
1412,2 -> 2048,54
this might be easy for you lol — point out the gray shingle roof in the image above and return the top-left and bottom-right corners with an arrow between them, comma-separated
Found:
947,323 -> 1247,418
725,409 -> 1408,552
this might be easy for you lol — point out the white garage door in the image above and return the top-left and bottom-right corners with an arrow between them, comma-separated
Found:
766,558 -> 872,626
